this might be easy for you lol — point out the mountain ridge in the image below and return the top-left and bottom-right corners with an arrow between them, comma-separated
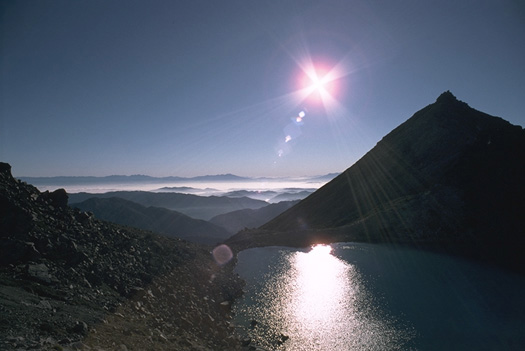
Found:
18,173 -> 251,185
72,197 -> 232,245
18,173 -> 338,185
68,191 -> 268,220
210,200 -> 300,234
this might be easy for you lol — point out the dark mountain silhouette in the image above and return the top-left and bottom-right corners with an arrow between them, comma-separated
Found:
0,162 -> 244,350
223,190 -> 279,201
307,172 -> 340,182
268,190 -> 314,203
73,197 -> 231,245
155,186 -> 218,193
222,189 -> 314,203
226,91 -> 525,273
68,191 -> 267,220
210,200 -> 300,234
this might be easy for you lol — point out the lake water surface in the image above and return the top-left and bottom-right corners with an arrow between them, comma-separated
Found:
233,243 -> 525,350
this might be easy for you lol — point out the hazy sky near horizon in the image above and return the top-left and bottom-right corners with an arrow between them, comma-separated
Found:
2,0 -> 524,177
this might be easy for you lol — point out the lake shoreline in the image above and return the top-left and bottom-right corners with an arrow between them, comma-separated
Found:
226,226 -> 525,276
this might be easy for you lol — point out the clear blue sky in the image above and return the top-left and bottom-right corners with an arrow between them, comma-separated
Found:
2,0 -> 524,177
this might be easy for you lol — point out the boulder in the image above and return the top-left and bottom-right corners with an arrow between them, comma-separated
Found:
42,188 -> 68,208
27,263 -> 57,284
0,162 -> 11,175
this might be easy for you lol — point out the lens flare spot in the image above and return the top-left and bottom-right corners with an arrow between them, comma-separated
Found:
212,244 -> 233,265
285,135 -> 292,143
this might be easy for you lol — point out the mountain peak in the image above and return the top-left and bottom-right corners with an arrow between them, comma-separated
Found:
436,90 -> 457,103
434,90 -> 472,110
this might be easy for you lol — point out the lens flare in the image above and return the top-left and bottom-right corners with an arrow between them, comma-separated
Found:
212,244 -> 233,265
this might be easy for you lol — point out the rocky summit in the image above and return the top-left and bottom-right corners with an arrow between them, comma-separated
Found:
0,162 -> 245,350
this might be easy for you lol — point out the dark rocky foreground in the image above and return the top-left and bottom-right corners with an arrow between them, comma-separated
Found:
0,162 -> 246,350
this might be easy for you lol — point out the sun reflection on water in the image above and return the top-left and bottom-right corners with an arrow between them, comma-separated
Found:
235,245 -> 414,350
294,245 -> 344,322
290,244 -> 354,348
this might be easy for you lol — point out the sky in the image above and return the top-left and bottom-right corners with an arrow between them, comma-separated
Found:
1,0 -> 524,177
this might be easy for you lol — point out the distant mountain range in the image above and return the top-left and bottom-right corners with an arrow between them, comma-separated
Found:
226,91 -> 525,274
209,200 -> 300,234
306,173 -> 341,182
268,190 -> 314,203
68,191 -> 268,220
72,195 -> 298,240
72,197 -> 232,245
19,173 -> 338,185
155,186 -> 219,193
19,173 -> 251,185
223,189 -> 315,203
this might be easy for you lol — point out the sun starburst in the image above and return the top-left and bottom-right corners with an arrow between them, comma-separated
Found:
295,58 -> 348,113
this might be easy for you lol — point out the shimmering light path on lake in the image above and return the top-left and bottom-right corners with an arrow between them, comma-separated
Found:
234,244 -> 414,350
234,243 -> 525,350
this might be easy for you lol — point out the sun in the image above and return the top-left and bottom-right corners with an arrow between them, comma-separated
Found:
309,72 -> 328,93
298,62 -> 339,106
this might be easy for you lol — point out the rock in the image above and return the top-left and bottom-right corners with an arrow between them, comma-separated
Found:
39,322 -> 54,332
241,337 -> 252,346
0,240 -> 42,265
71,321 -> 89,335
0,162 -> 12,175
71,341 -> 91,350
49,188 -> 69,208
278,333 -> 289,344
27,263 -> 55,284
38,299 -> 53,310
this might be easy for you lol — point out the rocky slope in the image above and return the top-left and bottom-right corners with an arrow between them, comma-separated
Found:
0,162 -> 245,350
226,92 -> 525,273
72,197 -> 231,245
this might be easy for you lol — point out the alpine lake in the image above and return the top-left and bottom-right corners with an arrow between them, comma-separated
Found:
232,243 -> 525,350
